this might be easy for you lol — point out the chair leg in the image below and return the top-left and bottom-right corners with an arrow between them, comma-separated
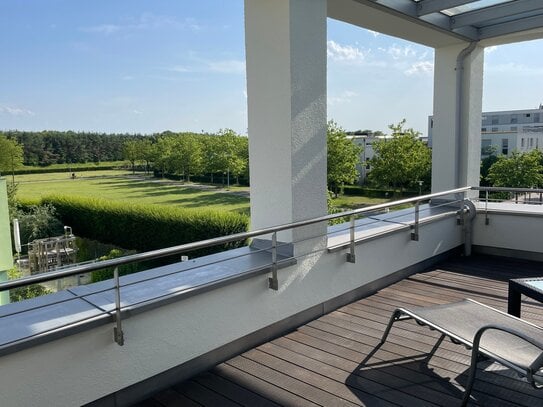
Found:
461,345 -> 481,406
381,309 -> 402,344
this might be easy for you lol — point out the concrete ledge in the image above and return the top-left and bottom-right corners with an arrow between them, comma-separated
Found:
0,246 -> 295,357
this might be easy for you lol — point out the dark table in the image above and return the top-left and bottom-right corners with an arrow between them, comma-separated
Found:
508,277 -> 543,317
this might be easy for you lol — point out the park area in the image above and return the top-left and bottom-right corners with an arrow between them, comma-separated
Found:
15,170 -> 251,215
14,169 -> 390,214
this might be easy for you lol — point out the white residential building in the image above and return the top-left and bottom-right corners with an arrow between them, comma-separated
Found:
429,105 -> 543,157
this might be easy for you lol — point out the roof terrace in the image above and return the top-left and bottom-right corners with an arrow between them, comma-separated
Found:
2,1 -> 543,406
141,254 -> 543,407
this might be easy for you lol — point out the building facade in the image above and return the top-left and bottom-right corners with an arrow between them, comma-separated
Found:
429,105 -> 543,157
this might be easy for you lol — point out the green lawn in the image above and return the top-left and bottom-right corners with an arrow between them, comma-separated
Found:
331,194 -> 391,210
15,170 -> 401,216
16,171 -> 250,215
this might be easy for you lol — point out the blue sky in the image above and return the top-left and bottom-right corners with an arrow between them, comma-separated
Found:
1,1 -> 542,136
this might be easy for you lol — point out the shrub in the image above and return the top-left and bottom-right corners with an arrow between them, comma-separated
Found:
12,203 -> 64,251
91,248 -> 140,283
41,195 -> 249,258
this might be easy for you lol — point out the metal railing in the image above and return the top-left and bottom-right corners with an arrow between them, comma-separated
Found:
0,186 -> 470,347
472,186 -> 543,225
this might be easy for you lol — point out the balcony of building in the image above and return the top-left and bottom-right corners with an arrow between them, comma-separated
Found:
1,1 -> 543,406
141,254 -> 543,407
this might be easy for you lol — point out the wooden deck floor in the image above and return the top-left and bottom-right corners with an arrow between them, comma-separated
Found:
140,255 -> 543,407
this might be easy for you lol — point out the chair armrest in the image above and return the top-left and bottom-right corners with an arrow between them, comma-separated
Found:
473,324 -> 543,379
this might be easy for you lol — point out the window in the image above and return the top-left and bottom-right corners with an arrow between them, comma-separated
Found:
492,127 -> 498,132
491,115 -> 499,125
526,113 -> 531,118
530,138 -> 534,147
521,138 -> 525,148
510,115 -> 518,124
502,138 -> 508,155
481,127 -> 487,132
511,126 -> 518,131
534,113 -> 540,123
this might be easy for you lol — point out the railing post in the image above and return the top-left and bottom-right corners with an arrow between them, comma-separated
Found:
113,266 -> 124,346
268,232 -> 278,290
485,190 -> 489,225
411,201 -> 420,241
346,215 -> 356,263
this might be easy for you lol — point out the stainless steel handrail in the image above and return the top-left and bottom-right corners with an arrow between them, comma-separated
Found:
0,186 -> 470,292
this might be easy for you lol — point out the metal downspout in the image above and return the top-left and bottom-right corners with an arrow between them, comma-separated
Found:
455,41 -> 478,188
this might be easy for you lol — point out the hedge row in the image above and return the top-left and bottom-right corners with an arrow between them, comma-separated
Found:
342,185 -> 419,198
41,195 -> 250,257
14,164 -> 122,175
155,171 -> 250,186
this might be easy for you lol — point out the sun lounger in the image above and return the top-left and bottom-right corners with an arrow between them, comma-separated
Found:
381,298 -> 543,406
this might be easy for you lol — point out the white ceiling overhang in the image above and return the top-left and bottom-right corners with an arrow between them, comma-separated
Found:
328,0 -> 543,48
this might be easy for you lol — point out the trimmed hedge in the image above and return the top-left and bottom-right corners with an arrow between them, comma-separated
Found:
342,185 -> 419,198
13,164 -> 123,175
41,195 -> 250,257
155,171 -> 250,186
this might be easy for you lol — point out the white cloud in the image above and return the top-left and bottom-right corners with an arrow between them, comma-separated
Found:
328,90 -> 358,106
327,40 -> 368,62
405,61 -> 434,76
384,44 -> 417,60
485,45 -> 499,54
207,59 -> 245,74
486,62 -> 543,75
83,24 -> 121,35
81,14 -> 202,35
167,66 -> 190,73
0,105 -> 35,116
133,110 -> 143,115
164,59 -> 246,75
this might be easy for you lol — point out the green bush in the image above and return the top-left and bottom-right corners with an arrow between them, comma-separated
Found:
41,195 -> 249,258
91,249 -> 140,283
13,162 -> 123,175
342,185 -> 418,198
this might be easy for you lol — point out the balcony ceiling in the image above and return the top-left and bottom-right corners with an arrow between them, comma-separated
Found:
329,0 -> 543,47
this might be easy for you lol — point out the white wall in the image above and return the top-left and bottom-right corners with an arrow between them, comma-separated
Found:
0,215 -> 463,406
473,208 -> 543,254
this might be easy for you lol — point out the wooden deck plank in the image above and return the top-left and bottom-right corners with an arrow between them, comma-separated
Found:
145,255 -> 543,407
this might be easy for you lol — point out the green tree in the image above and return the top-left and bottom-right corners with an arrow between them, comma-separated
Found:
0,134 -> 24,183
327,121 -> 362,196
169,134 -> 204,181
138,138 -> 155,174
123,139 -> 140,174
215,129 -> 248,187
487,150 -> 543,188
13,204 -> 64,249
368,119 -> 431,194
480,150 -> 498,187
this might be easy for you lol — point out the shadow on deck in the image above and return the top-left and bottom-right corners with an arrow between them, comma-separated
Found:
139,255 -> 543,407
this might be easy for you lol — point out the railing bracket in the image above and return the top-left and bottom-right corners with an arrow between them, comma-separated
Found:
347,216 -> 356,263
411,201 -> 420,241
268,232 -> 279,291
113,266 -> 125,346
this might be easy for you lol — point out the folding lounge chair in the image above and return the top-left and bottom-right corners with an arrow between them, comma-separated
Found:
380,298 -> 543,406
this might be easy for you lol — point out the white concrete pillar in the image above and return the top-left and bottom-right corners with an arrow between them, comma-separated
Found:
245,0 -> 327,246
431,43 -> 484,195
